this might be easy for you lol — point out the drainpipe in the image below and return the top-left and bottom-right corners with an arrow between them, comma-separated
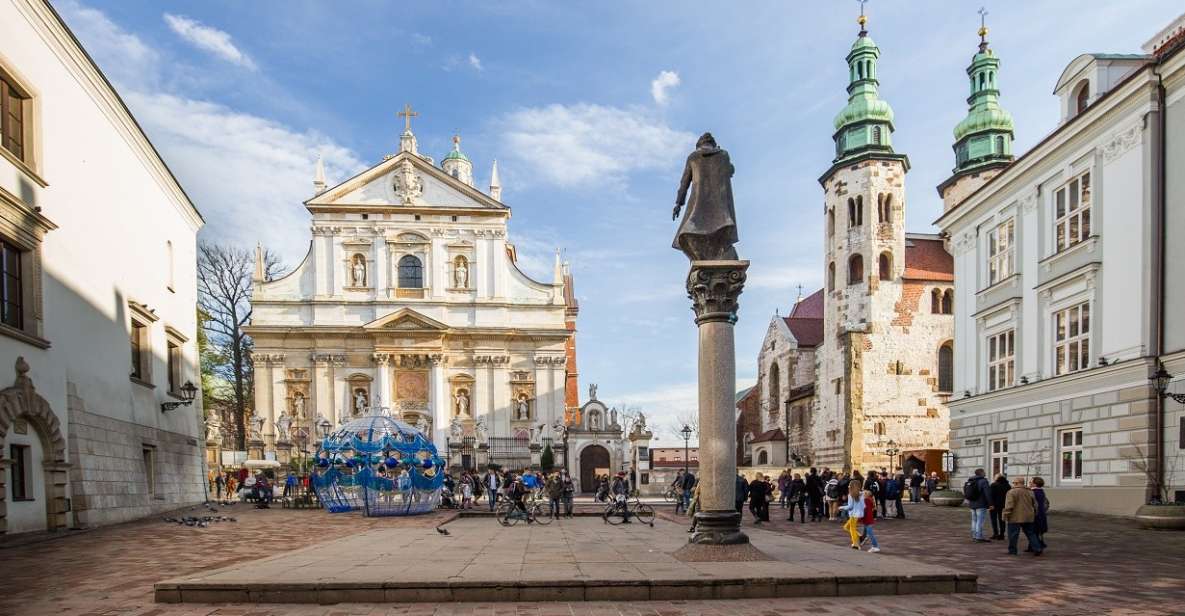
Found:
1149,63 -> 1167,501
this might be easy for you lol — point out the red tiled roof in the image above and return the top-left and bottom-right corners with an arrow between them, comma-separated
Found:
750,428 -> 786,443
789,289 -> 823,318
783,316 -> 823,348
902,236 -> 954,282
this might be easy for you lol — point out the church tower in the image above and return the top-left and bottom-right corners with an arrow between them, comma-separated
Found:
814,9 -> 910,470
938,14 -> 1014,210
441,135 -> 475,187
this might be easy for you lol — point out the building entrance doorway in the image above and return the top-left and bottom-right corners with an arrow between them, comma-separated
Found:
579,445 -> 610,493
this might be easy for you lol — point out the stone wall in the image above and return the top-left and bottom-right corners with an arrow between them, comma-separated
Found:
67,390 -> 205,528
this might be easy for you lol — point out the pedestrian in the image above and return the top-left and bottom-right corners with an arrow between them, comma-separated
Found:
863,471 -> 882,518
824,474 -> 840,521
777,471 -> 790,508
838,482 -> 865,549
610,472 -> 632,523
215,473 -> 225,498
687,482 -> 702,533
988,473 -> 1011,540
672,470 -> 686,514
561,470 -> 575,517
748,473 -> 770,524
909,469 -> 923,503
485,468 -> 501,512
876,469 -> 889,519
924,471 -> 939,502
681,469 -> 697,514
546,472 -> 563,519
890,472 -> 906,519
1003,477 -> 1042,556
1031,476 -> 1050,551
283,472 -> 297,498
963,468 -> 992,542
786,473 -> 807,522
461,474 -> 474,509
859,489 -> 881,553
805,467 -> 824,522
735,471 -> 749,514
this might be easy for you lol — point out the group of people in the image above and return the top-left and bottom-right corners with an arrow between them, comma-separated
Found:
447,468 -> 579,521
211,469 -> 277,508
964,468 -> 1049,556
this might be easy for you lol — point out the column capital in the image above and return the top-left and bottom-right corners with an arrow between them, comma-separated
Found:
686,260 -> 749,325
428,353 -> 446,366
372,353 -> 391,365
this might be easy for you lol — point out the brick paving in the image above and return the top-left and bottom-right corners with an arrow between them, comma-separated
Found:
0,499 -> 1182,615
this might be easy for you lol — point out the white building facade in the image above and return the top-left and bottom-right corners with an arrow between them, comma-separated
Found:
937,18 -> 1185,516
245,120 -> 575,469
0,0 -> 205,533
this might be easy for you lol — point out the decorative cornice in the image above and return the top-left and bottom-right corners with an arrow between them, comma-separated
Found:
1100,121 -> 1142,163
474,354 -> 511,365
372,352 -> 391,365
952,231 -> 977,256
686,261 -> 749,325
533,356 -> 566,366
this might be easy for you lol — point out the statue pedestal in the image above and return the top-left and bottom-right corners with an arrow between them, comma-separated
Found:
449,442 -> 464,470
529,443 -> 542,468
275,441 -> 292,466
247,439 -> 265,462
685,260 -> 749,546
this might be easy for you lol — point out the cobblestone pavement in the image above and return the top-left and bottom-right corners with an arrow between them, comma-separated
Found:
1,499 -> 1182,615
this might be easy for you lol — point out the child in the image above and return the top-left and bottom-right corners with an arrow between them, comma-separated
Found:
461,478 -> 473,510
838,483 -> 865,549
860,489 -> 881,553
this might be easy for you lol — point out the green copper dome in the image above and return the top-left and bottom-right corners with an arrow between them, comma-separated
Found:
442,149 -> 470,162
949,36 -> 1014,176
830,27 -> 899,164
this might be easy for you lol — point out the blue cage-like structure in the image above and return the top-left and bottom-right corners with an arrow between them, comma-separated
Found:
311,411 -> 445,516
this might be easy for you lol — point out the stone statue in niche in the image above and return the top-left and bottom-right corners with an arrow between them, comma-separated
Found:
610,407 -> 618,427
351,254 -> 367,287
672,132 -> 739,262
515,396 -> 530,421
454,389 -> 470,417
353,389 -> 369,416
292,392 -> 306,418
589,410 -> 601,431
454,257 -> 469,288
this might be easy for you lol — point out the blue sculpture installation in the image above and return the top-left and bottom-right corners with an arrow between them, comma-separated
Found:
311,410 -> 444,516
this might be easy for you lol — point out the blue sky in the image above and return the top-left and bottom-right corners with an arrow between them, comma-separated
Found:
57,0 -> 1179,444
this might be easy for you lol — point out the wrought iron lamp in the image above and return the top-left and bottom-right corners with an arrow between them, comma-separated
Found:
680,424 -> 694,473
161,381 -> 198,412
1152,364 -> 1185,404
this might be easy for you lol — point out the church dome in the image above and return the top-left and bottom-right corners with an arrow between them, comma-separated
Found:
953,106 -> 1014,141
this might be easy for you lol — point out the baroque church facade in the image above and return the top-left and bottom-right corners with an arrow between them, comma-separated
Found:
245,113 -> 579,467
742,15 -> 956,474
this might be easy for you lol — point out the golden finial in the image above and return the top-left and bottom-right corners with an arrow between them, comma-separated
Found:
857,0 -> 869,30
978,7 -> 989,43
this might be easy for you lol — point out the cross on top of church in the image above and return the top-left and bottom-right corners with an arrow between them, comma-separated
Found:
398,103 -> 419,133
857,0 -> 869,29
978,7 -> 990,42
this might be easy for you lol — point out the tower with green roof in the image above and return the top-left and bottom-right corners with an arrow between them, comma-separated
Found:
938,15 -> 1015,210
441,134 -> 475,187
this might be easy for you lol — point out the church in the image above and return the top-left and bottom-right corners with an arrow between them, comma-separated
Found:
245,109 -> 579,470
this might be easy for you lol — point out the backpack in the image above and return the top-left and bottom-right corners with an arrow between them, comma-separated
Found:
825,481 -> 839,499
963,477 -> 981,502
885,480 -> 900,500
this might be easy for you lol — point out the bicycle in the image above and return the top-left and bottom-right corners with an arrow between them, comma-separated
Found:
498,498 -> 551,526
663,485 -> 680,503
603,494 -> 654,527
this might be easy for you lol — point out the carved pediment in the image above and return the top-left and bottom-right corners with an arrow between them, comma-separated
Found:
306,152 -> 507,211
362,308 -> 449,332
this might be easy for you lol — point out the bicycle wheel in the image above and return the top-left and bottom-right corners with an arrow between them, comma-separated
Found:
502,507 -> 521,526
634,503 -> 655,526
531,503 -> 552,525
603,505 -> 625,525
663,490 -> 675,503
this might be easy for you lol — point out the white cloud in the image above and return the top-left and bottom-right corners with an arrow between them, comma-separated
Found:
57,0 -> 159,87
650,70 -> 681,106
468,53 -> 484,71
499,103 -> 694,189
164,14 -> 256,70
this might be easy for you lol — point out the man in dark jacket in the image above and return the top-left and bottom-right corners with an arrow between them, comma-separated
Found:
786,473 -> 807,522
988,474 -> 1011,540
805,468 -> 824,522
681,470 -> 697,514
965,468 -> 993,542
734,472 -> 749,513
909,470 -> 923,503
747,474 -> 770,524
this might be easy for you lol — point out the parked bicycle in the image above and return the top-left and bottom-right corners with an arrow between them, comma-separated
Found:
603,493 -> 654,526
498,498 -> 552,526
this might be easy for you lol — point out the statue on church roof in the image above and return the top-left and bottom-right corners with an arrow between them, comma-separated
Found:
672,132 -> 738,262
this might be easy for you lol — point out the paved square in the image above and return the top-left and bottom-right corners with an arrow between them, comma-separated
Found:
156,517 -> 970,603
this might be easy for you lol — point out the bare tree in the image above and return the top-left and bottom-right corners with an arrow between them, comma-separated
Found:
198,242 -> 283,449
612,403 -> 645,436
667,410 -> 700,442
1126,443 -> 1179,503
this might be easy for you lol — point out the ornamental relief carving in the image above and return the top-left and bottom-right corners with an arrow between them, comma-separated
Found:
1101,122 -> 1142,163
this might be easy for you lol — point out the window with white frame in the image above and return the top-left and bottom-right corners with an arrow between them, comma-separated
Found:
1054,171 -> 1091,252
988,329 -> 1015,391
988,219 -> 1014,285
1054,302 -> 1090,375
989,438 -> 1008,479
1058,427 -> 1083,481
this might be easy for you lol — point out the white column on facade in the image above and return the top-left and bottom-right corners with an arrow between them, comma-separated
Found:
492,359 -> 510,438
271,358 -> 288,448
493,237 -> 507,299
534,358 -> 552,434
432,239 -> 448,300
374,354 -> 392,409
429,355 -> 448,451
330,233 -> 343,297
374,238 -> 388,294
475,239 -> 490,300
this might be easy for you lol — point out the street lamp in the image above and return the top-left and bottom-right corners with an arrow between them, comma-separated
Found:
885,439 -> 900,470
161,381 -> 198,412
680,424 -> 693,473
317,416 -> 332,439
1152,364 -> 1185,403
552,420 -> 570,474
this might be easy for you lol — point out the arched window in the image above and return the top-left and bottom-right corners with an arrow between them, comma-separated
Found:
942,289 -> 953,314
873,421 -> 885,437
879,252 -> 892,281
827,208 -> 835,238
855,195 -> 863,226
995,135 -> 1005,154
1074,80 -> 1090,115
768,362 -> 781,422
938,342 -> 954,392
848,254 -> 864,285
398,255 -> 423,288
757,450 -> 769,465
847,198 -> 856,228
931,289 -> 942,314
827,262 -> 836,291
881,194 -> 892,223
872,125 -> 882,144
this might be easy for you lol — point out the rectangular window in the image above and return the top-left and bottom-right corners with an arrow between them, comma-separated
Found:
988,329 -> 1015,391
142,447 -> 156,497
10,444 -> 30,500
0,238 -> 22,330
1054,172 -> 1092,252
1054,302 -> 1090,375
130,320 -> 148,381
0,77 -> 26,162
989,438 -> 1008,479
640,473 -> 649,485
167,340 -> 180,393
988,219 -> 1014,285
1058,428 -> 1083,481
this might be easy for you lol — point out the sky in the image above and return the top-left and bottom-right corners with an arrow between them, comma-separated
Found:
56,0 -> 1180,445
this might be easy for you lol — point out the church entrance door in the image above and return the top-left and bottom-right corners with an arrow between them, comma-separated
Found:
579,445 -> 610,494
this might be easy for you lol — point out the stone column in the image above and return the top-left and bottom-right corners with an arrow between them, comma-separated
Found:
688,260 -> 749,545
373,353 -> 392,409
429,355 -> 448,451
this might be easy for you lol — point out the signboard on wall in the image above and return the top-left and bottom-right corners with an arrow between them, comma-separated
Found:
221,451 -> 248,466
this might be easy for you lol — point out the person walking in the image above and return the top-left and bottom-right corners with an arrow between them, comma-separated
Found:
890,472 -> 906,519
859,489 -> 881,553
748,474 -> 770,524
964,468 -> 992,542
909,470 -> 923,503
823,474 -> 840,521
610,472 -> 632,523
863,471 -> 882,519
924,472 -> 939,502
546,472 -> 563,519
485,468 -> 501,512
838,480 -> 865,549
461,473 -> 474,510
1031,476 -> 1050,551
875,469 -> 889,519
214,473 -> 225,499
734,471 -> 749,514
681,469 -> 697,514
283,472 -> 297,498
988,474 -> 1011,540
805,468 -> 824,522
777,471 -> 790,508
1003,477 -> 1042,556
786,473 -> 807,523
672,470 -> 686,514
